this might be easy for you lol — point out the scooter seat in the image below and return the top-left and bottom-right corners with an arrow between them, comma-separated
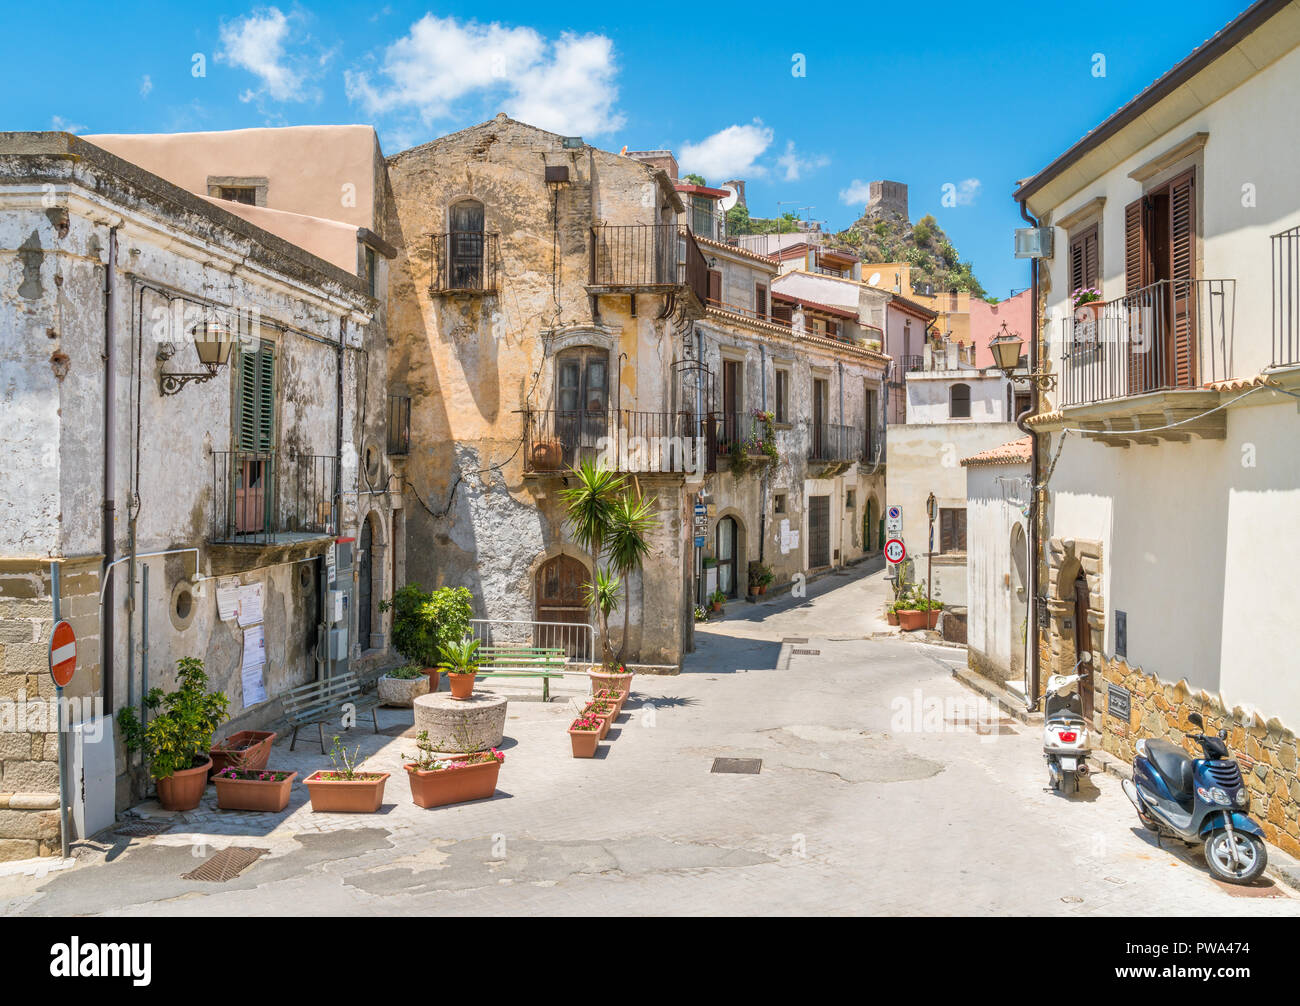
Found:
1146,739 -> 1193,796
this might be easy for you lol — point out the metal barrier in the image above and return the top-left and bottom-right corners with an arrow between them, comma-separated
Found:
469,619 -> 595,662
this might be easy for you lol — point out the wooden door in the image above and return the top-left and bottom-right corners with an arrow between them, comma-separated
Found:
716,517 -> 738,597
1074,572 -> 1093,720
536,555 -> 591,658
358,517 -> 373,649
808,495 -> 830,568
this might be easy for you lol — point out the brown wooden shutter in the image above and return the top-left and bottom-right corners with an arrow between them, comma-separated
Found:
1168,170 -> 1196,388
1124,199 -> 1148,392
707,269 -> 722,305
1068,224 -> 1098,295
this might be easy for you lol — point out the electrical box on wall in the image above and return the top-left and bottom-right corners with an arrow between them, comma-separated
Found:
545,164 -> 569,183
328,590 -> 344,624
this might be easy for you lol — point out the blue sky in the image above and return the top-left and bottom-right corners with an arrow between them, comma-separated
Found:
2,1 -> 1254,298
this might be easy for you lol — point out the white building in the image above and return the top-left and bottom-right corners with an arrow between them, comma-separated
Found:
1014,0 -> 1300,855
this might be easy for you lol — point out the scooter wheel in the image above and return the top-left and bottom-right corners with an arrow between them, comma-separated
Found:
1204,830 -> 1267,884
1057,770 -> 1077,794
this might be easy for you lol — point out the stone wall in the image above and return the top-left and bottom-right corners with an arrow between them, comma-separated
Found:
1100,655 -> 1300,858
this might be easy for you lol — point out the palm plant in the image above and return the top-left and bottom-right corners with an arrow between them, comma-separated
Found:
438,637 -> 481,675
606,491 -> 656,663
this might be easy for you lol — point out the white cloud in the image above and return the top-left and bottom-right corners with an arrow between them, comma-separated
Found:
139,75 -> 153,98
50,116 -> 87,134
217,7 -> 313,102
776,140 -> 828,182
679,122 -> 773,182
346,16 -> 623,135
839,179 -> 873,205
952,178 -> 981,206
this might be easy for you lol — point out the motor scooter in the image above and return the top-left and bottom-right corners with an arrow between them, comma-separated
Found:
1044,653 -> 1091,794
1121,711 -> 1268,884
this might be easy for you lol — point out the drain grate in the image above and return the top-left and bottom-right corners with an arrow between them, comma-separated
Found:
791,648 -> 821,656
114,818 -> 175,838
181,847 -> 268,882
711,757 -> 762,774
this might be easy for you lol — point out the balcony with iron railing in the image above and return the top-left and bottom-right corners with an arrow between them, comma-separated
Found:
429,231 -> 500,294
386,395 -> 410,455
589,223 -> 709,310
1273,225 -> 1300,368
211,450 -> 336,546
808,422 -> 859,464
522,409 -> 715,476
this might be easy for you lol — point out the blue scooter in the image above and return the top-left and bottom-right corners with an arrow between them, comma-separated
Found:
1121,712 -> 1267,884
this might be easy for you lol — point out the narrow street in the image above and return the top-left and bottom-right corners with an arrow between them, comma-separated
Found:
2,565 -> 1294,917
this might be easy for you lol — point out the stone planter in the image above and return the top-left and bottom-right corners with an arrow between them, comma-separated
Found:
378,673 -> 431,708
213,769 -> 297,812
209,731 -> 275,777
303,771 -> 390,813
404,754 -> 503,809
156,758 -> 213,811
414,691 -> 508,752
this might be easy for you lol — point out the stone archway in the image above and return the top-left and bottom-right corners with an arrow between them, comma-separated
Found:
1009,523 -> 1028,676
1045,537 -> 1105,722
713,508 -> 748,598
357,509 -> 388,652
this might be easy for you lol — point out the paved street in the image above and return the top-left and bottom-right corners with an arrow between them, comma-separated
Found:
1,564 -> 1295,917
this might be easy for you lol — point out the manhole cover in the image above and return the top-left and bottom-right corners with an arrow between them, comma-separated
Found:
711,757 -> 762,774
782,637 -> 809,644
181,847 -> 268,882
791,648 -> 820,656
114,819 -> 174,838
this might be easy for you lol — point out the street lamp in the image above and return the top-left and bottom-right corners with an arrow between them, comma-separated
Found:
989,321 -> 1056,391
160,318 -> 236,395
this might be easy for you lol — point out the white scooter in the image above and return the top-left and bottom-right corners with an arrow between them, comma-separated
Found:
1044,653 -> 1092,794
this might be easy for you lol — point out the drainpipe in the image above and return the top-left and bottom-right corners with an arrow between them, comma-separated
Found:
140,564 -> 148,727
336,317 -> 345,534
101,227 -> 118,713
1017,198 -> 1042,710
759,346 -> 767,563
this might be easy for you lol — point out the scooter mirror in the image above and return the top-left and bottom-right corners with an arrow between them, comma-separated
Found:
1219,728 -> 1228,740
1188,712 -> 1204,728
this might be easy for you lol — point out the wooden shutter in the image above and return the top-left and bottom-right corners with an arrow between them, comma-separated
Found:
1168,170 -> 1196,388
707,269 -> 722,305
754,283 -> 768,320
237,341 -> 275,452
1068,224 -> 1098,295
1124,198 -> 1148,392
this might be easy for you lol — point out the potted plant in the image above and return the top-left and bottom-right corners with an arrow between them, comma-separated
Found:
209,729 -> 276,777
304,736 -> 390,813
594,687 -> 625,716
212,765 -> 297,813
403,730 -> 504,808
924,596 -> 944,630
531,438 -> 565,471
117,657 -> 230,811
886,601 -> 900,626
694,604 -> 709,622
440,637 -> 482,700
569,715 -> 602,758
709,589 -> 726,613
582,698 -> 617,738
747,561 -> 763,597
1073,286 -> 1105,325
380,583 -> 474,693
377,664 -> 432,707
589,662 -> 635,697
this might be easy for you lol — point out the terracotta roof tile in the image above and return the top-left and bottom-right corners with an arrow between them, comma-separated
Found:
960,436 -> 1033,467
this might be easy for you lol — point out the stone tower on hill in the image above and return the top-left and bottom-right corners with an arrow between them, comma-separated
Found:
865,180 -> 908,221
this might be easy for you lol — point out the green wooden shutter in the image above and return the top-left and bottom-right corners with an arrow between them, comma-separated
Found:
237,340 -> 275,452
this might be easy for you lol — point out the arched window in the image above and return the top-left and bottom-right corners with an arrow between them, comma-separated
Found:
949,382 -> 971,419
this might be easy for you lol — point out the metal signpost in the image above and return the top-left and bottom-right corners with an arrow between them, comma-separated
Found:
48,563 -> 74,861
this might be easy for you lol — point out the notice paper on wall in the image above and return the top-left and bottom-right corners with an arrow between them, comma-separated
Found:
237,582 -> 263,627
216,578 -> 241,622
241,623 -> 267,706
779,519 -> 791,555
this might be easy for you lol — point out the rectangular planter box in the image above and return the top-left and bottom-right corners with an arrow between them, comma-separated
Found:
213,770 -> 297,812
303,771 -> 390,813
404,756 -> 502,809
209,730 -> 276,776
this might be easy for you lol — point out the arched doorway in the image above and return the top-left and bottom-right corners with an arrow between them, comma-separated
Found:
715,516 -> 740,597
535,554 -> 591,657
1009,524 -> 1028,678
358,516 -> 373,650
1074,570 -> 1094,719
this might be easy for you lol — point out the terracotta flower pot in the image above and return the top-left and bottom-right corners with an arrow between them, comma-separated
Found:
378,673 -> 431,707
926,609 -> 941,629
447,671 -> 477,700
594,689 -> 625,715
156,757 -> 213,811
531,439 -> 564,471
209,731 -> 276,777
213,770 -> 297,812
887,610 -> 900,626
422,667 -> 442,693
897,609 -> 927,632
404,755 -> 503,809
569,727 -> 600,758
304,771 -> 390,813
589,668 -> 634,697
711,602 -> 723,612
582,707 -> 611,740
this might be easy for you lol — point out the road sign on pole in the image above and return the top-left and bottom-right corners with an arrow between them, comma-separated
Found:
49,619 -> 77,688
884,539 -> 906,564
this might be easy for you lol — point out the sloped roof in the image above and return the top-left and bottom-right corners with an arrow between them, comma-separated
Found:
960,436 -> 1033,467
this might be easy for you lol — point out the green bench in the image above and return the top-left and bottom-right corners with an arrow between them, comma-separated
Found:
282,671 -> 381,751
474,646 -> 567,701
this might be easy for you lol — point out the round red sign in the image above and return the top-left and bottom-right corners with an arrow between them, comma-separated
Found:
49,619 -> 76,688
884,538 -> 907,564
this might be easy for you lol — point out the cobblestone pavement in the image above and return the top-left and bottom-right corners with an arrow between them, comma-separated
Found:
1,564 -> 1296,916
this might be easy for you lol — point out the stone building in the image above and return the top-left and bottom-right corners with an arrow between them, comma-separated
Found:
1014,0 -> 1300,854
0,130 -> 394,857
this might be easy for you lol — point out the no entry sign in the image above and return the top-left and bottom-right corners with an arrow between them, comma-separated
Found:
884,539 -> 906,564
49,619 -> 76,688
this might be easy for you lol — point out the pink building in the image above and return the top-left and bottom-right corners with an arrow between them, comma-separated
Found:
968,288 -> 1032,369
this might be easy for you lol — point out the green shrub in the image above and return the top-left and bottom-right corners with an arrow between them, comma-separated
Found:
381,584 -> 474,667
117,657 -> 230,780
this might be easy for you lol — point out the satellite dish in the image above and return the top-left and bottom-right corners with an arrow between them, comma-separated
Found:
868,272 -> 881,287
719,185 -> 739,212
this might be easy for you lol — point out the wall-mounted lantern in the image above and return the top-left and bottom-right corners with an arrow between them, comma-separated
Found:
989,321 -> 1056,392
159,319 -> 236,395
